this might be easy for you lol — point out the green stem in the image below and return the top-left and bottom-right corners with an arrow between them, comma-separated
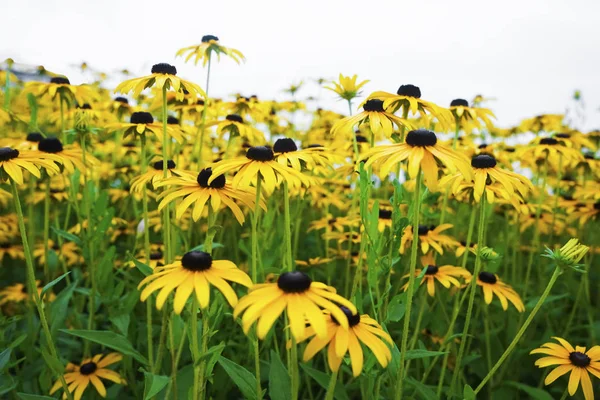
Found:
324,369 -> 339,400
395,169 -> 422,400
474,266 -> 562,394
198,311 -> 210,400
140,134 -> 154,369
290,337 -> 299,400
10,180 -> 73,400
450,195 -> 487,394
43,181 -> 50,281
251,178 -> 262,282
191,299 -> 200,400
283,181 -> 293,272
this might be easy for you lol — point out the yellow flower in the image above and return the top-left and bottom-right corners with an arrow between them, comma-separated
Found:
325,74 -> 369,101
401,253 -> 471,297
474,271 -> 524,312
0,147 -> 60,185
176,35 -> 245,66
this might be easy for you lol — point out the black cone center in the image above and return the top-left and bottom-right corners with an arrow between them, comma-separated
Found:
379,209 -> 392,219
471,154 -> 497,169
417,225 -> 430,236
273,138 -> 298,153
396,84 -> 421,98
478,271 -> 497,284
38,138 -> 63,153
451,99 -> 469,107
114,96 -> 129,104
130,112 -> 154,124
226,114 -> 243,123
425,265 -> 439,275
202,35 -> 219,42
406,129 -> 437,147
79,362 -> 97,375
331,306 -> 360,327
246,146 -> 274,161
152,160 -> 176,170
569,352 -> 591,367
181,251 -> 212,271
363,99 -> 385,112
540,138 -> 558,146
0,147 -> 19,161
50,77 -> 70,85
197,168 -> 226,189
277,271 -> 312,293
151,63 -> 177,75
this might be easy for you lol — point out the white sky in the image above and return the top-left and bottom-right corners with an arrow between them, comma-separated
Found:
3,0 -> 600,131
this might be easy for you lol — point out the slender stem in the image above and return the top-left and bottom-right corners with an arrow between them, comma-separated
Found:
59,95 -> 66,143
198,311 -> 210,400
191,299 -> 200,400
140,133 -> 154,369
450,194 -> 487,393
10,180 -> 73,400
474,266 -> 562,394
43,181 -> 50,281
153,308 -> 169,373
395,169 -> 422,400
290,337 -> 299,400
483,306 -> 493,393
283,181 -> 293,272
251,178 -> 262,282
324,369 -> 339,400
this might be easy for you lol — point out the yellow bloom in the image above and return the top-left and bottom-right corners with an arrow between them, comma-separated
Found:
176,35 -> 245,66
325,74 -> 369,101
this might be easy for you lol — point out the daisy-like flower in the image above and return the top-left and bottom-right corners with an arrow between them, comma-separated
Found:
0,147 -> 60,184
34,239 -> 80,266
442,154 -> 533,203
50,353 -> 125,400
0,242 -> 24,260
331,99 -> 414,139
24,76 -> 98,105
205,114 -> 264,144
115,63 -> 205,101
157,168 -> 263,224
401,253 -> 471,296
105,111 -> 183,142
325,74 -> 369,101
130,159 -> 187,193
233,271 -> 357,340
209,146 -> 310,193
37,137 -> 93,174
0,280 -> 51,305
366,84 -> 452,129
519,114 -> 564,133
295,257 -> 333,267
300,306 -> 393,377
273,138 -> 332,171
519,137 -> 583,167
448,98 -> 495,132
362,129 -> 473,190
138,251 -> 252,314
474,271 -> 524,312
531,337 -> 600,400
176,35 -> 245,67
400,224 -> 460,255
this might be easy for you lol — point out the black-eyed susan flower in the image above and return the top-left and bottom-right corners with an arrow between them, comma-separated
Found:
531,337 -> 600,400
362,129 -> 473,190
0,280 -> 50,305
400,224 -> 460,255
273,138 -> 332,171
300,307 -> 393,377
519,114 -> 564,133
139,251 -> 252,314
115,63 -> 205,101
295,257 -> 333,267
442,154 -> 533,203
130,159 -> 187,193
38,137 -> 92,174
0,242 -> 23,260
209,146 -> 310,193
50,353 -> 125,400
176,35 -> 245,67
34,239 -> 80,266
401,253 -> 471,296
205,114 -> 264,144
519,137 -> 583,168
449,98 -> 495,132
105,111 -> 183,142
24,76 -> 98,105
233,271 -> 357,340
331,99 -> 414,139
475,271 -> 524,312
0,146 -> 60,184
157,168 -> 263,224
325,74 -> 369,101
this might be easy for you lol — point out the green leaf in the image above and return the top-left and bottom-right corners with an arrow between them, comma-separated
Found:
217,356 -> 257,400
504,381 -> 553,400
463,384 -> 476,400
404,349 -> 447,360
404,377 -> 437,400
50,227 -> 82,246
41,271 -> 70,299
132,258 -> 153,277
300,364 -> 349,400
269,350 -> 291,400
50,282 -> 77,335
0,349 -> 11,370
8,334 -> 27,349
17,394 -> 55,400
110,314 -> 130,336
143,371 -> 170,400
41,347 -> 64,375
59,329 -> 148,365
189,242 -> 224,252
386,293 -> 406,322
193,343 -> 226,367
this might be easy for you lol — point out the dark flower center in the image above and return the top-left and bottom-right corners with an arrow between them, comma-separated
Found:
52,244 -> 60,251
569,352 -> 591,367
226,114 -> 243,123
151,63 -> 177,75
331,306 -> 360,327
561,175 -> 575,182
397,84 -> 421,98
583,153 -> 595,160
202,35 -> 219,42
50,76 -> 70,85
406,129 -> 437,147
167,116 -> 179,125
478,271 -> 497,284
539,138 -> 558,146
181,251 -> 212,271
417,225 -> 430,236
505,147 -> 516,153
555,133 -> 570,139
273,138 -> 298,153
197,168 -> 226,189
356,135 -> 368,143
425,265 -> 439,275
307,144 -> 323,148
0,147 -> 19,161
471,154 -> 497,169
478,143 -> 489,149
152,160 -> 176,170
363,99 -> 385,112
196,99 -> 205,105
277,271 -> 312,293
114,96 -> 129,104
0,243 -> 11,249
594,202 -> 600,211
451,99 -> 469,107
78,103 -> 92,110
328,218 -> 337,225
246,146 -> 274,162
379,209 -> 392,219
79,362 -> 97,375
561,194 -> 574,200
150,252 -> 163,260
130,112 -> 154,124
26,132 -> 44,142
38,138 -> 63,153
